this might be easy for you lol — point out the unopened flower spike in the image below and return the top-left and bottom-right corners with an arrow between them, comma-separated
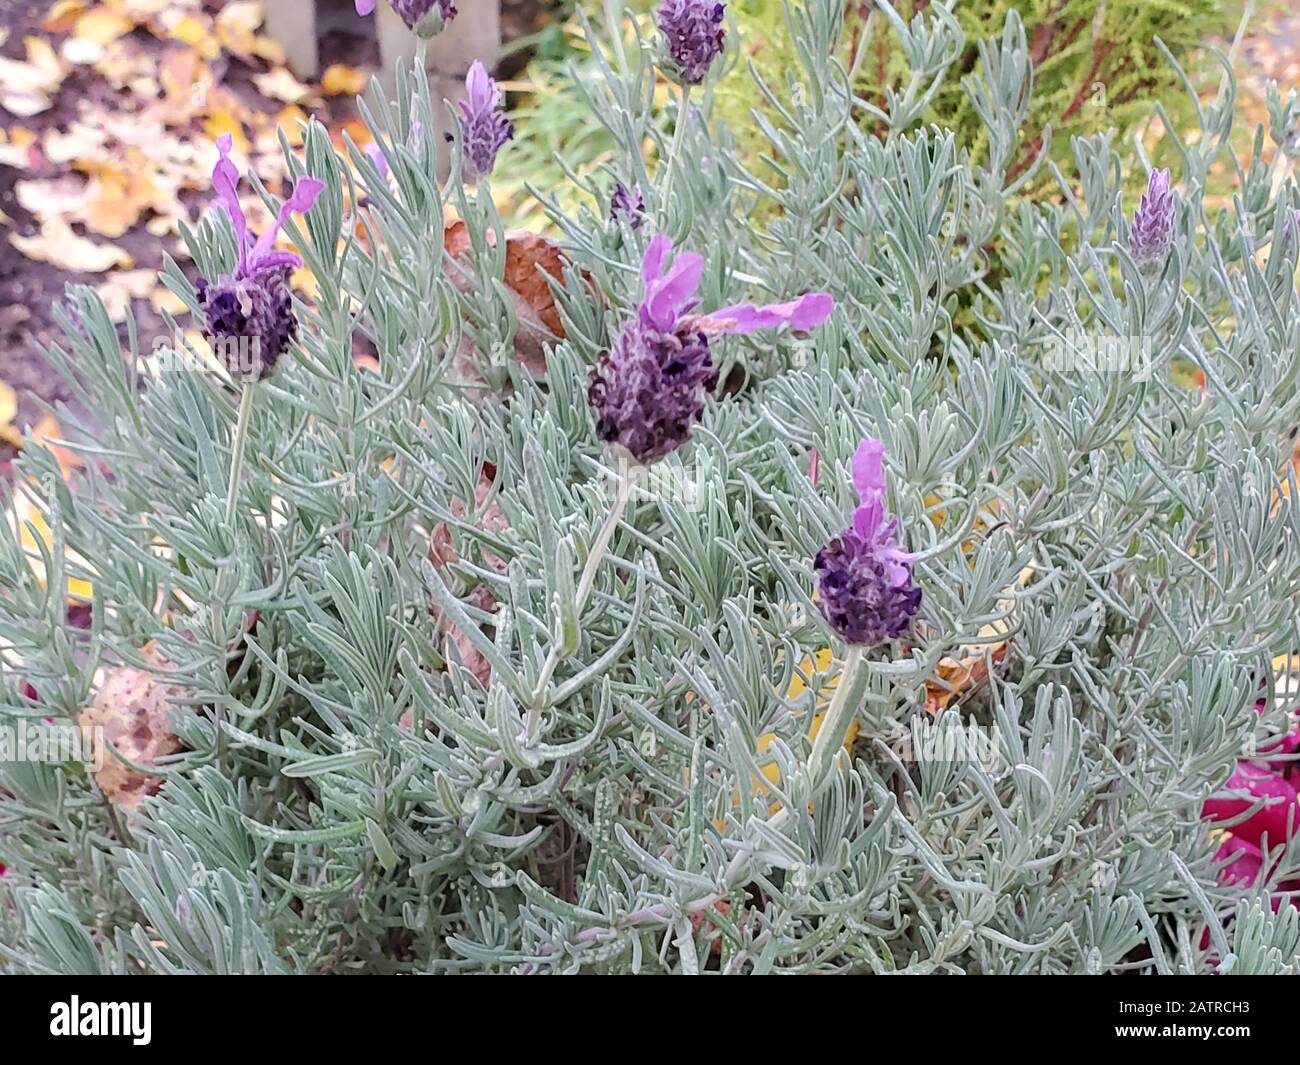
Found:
355,0 -> 457,34
588,233 -> 833,466
1129,167 -> 1175,273
198,133 -> 324,383
456,61 -> 514,178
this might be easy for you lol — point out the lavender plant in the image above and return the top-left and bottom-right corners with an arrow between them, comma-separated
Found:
2,0 -> 1300,975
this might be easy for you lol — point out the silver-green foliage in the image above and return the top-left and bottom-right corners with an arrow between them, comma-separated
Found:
2,0 -> 1299,973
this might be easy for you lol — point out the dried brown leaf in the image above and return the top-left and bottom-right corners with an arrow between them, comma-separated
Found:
80,643 -> 187,811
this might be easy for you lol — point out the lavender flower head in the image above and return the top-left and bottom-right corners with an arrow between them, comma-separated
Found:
355,0 -> 456,34
458,61 -> 514,178
588,234 -> 833,465
814,439 -> 921,646
610,182 -> 645,229
657,0 -> 726,85
1129,168 -> 1175,273
196,134 -> 324,381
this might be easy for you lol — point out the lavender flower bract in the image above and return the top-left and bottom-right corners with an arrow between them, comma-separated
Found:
458,61 -> 515,178
1129,168 -> 1175,273
657,0 -> 726,85
196,134 -> 323,381
814,439 -> 921,646
588,234 -> 833,465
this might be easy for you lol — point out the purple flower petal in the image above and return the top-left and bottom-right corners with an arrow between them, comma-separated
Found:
643,249 -> 704,332
706,292 -> 833,335
849,437 -> 889,540
641,234 -> 674,288
366,142 -> 390,180
250,251 -> 304,272
356,0 -> 376,15
638,235 -> 705,331
211,133 -> 248,272
851,437 -> 885,500
248,176 -> 324,269
466,60 -> 494,113
851,497 -> 884,541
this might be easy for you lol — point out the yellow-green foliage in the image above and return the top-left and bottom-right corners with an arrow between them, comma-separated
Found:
718,0 -> 1238,176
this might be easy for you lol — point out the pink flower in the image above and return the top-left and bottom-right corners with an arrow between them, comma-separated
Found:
1204,762 -> 1299,850
1203,686 -> 1300,913
1213,835 -> 1263,888
355,1 -> 376,14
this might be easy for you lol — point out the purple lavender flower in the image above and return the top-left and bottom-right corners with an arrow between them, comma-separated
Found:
197,134 -> 324,381
657,0 -> 726,85
393,0 -> 456,30
814,439 -> 921,646
588,234 -> 833,464
354,0 -> 456,31
1129,168 -> 1175,273
610,182 -> 645,229
458,61 -> 514,178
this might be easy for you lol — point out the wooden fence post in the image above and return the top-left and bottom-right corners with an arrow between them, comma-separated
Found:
375,2 -> 502,175
263,0 -> 503,177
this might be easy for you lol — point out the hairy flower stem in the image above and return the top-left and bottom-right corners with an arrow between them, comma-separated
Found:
576,469 -> 634,609
529,468 -> 634,716
805,646 -> 865,788
225,382 -> 256,528
661,84 -> 691,208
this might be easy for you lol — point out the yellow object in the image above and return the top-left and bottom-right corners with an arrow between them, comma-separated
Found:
12,416 -> 93,601
14,495 -> 94,601
716,650 -> 857,825
320,64 -> 369,97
